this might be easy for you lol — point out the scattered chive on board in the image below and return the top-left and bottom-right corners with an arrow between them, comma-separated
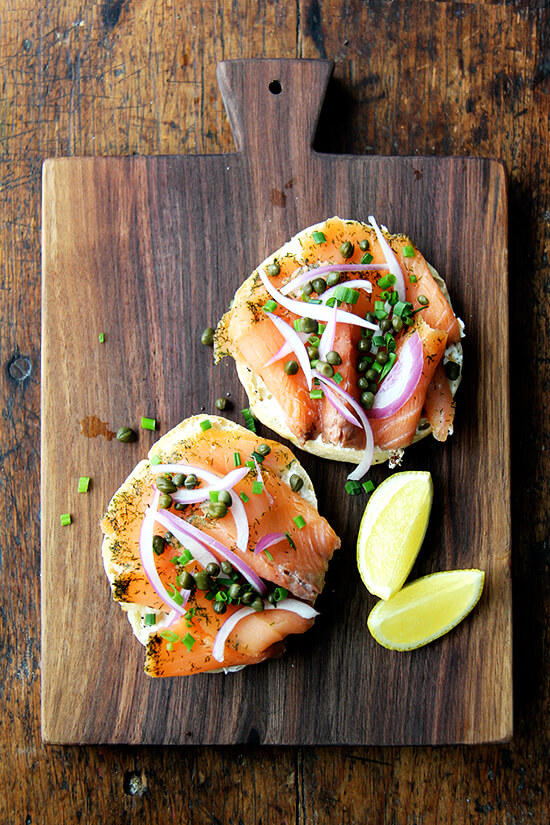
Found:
345,480 -> 362,495
98,332 -> 105,343
77,476 -> 90,493
60,513 -> 72,526
141,417 -> 156,431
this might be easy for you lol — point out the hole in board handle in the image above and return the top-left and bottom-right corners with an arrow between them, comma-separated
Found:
269,79 -> 282,95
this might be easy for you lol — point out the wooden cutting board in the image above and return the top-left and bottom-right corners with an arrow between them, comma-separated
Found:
41,58 -> 512,745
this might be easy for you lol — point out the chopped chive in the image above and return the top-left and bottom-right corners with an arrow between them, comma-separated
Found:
379,351 -> 397,381
307,335 -> 320,347
402,245 -> 415,257
379,290 -> 391,301
333,372 -> 344,384
312,230 -> 326,244
167,584 -> 184,605
264,549 -> 274,562
293,515 -> 306,529
372,335 -> 385,347
98,332 -> 105,343
293,319 -> 302,332
385,332 -> 396,352
141,417 -> 156,431
240,491 -> 250,503
252,480 -> 264,495
204,590 -> 216,601
371,360 -> 383,374
178,549 -> 193,565
378,273 -> 397,288
159,630 -> 180,643
325,296 -> 339,308
285,531 -> 296,550
182,632 -> 196,650
317,323 -> 326,334
273,586 -> 288,601
209,490 -> 219,502
150,454 -> 161,466
393,300 -> 413,317
144,613 -> 157,626
409,274 -> 418,283
215,590 -> 228,602
251,450 -> 265,463
334,285 -> 360,305
362,479 -> 375,493
77,476 -> 90,493
388,290 -> 399,306
245,459 -> 256,469
310,389 -> 324,400
345,480 -> 362,495
199,419 -> 212,431
60,513 -> 72,526
233,451 -> 242,467
166,642 -> 174,651
361,252 -> 373,264
262,299 -> 278,313
307,298 -> 322,305
242,408 -> 257,432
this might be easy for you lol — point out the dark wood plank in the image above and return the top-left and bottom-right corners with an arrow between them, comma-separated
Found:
41,59 -> 511,746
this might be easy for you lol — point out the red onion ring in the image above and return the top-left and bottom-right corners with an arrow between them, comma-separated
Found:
368,215 -> 406,302
146,507 -> 220,569
368,331 -> 424,419
280,263 -> 388,295
322,382 -> 362,428
138,491 -> 188,616
321,278 -> 373,304
211,598 -> 319,662
254,532 -> 286,556
259,269 -> 377,331
264,311 -> 313,390
264,331 -> 309,366
313,370 -> 374,480
165,467 -> 249,505
155,508 -> 268,596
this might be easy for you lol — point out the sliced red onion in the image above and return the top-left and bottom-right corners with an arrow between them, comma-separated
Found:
321,278 -> 373,304
322,382 -> 362,428
211,598 -> 320,662
254,532 -> 286,556
167,467 -> 249,504
318,298 -> 338,360
368,331 -> 424,419
368,215 -> 406,302
155,508 -> 267,596
264,311 -> 312,390
264,331 -> 309,366
259,269 -> 377,331
139,491 -> 188,616
313,370 -> 374,480
253,457 -> 274,506
155,463 -> 249,552
147,507 -> 220,569
280,263 -> 388,295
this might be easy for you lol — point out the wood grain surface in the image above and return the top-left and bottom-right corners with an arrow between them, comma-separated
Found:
40,58 -> 511,746
1,0 -> 549,821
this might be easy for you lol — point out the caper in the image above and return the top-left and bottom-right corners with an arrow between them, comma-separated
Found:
206,562 -> 221,578
365,312 -> 375,323
312,277 -> 327,294
217,489 -> 232,507
228,583 -> 242,600
178,571 -> 194,590
158,493 -> 173,509
194,571 -> 213,590
268,592 -> 278,605
301,281 -> 314,297
174,502 -> 185,511
208,501 -> 228,519
184,474 -> 198,489
266,262 -> 281,277
256,443 -> 271,456
171,473 -> 186,488
308,347 -> 319,361
379,318 -> 392,332
284,360 -> 299,375
357,376 -> 369,390
215,397 -> 227,410
366,369 -> 378,382
376,351 -> 389,365
164,532 -> 173,543
326,271 -> 341,287
445,361 -> 460,381
417,294 -> 429,306
357,358 -> 370,373
326,350 -> 342,365
251,596 -> 264,612
241,590 -> 255,605
368,381 -> 378,393
359,239 -> 370,251
357,338 -> 371,353
290,473 -> 303,492
221,560 -> 234,575
340,240 -> 354,259
116,426 -> 136,443
213,600 -> 227,614
300,317 -> 318,334
392,316 -> 404,332
317,361 -> 334,378
201,327 -> 215,346
360,391 -> 375,409
152,534 -> 165,555
156,476 -> 177,494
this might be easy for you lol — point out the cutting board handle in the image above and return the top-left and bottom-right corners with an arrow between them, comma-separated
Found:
217,58 -> 333,156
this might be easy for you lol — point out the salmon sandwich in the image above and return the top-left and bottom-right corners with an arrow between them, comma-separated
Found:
101,415 -> 341,676
215,217 -> 464,481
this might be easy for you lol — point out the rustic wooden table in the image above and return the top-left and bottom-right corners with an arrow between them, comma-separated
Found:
1,1 -> 548,822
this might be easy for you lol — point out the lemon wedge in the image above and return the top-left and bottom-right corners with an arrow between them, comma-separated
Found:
367,569 -> 485,650
357,471 -> 433,600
